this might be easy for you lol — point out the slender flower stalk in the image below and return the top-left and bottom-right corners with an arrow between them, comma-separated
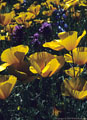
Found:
71,50 -> 75,78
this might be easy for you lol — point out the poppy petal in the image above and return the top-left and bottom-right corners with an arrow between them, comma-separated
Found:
42,58 -> 61,77
43,40 -> 64,51
29,66 -> 38,74
0,63 -> 10,72
0,75 -> 17,99
1,45 -> 29,65
75,30 -> 86,48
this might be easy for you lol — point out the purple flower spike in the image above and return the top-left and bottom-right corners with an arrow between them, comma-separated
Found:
11,25 -> 25,45
13,25 -> 23,35
39,22 -> 52,40
39,22 -> 52,33
33,33 -> 39,39
31,33 -> 40,44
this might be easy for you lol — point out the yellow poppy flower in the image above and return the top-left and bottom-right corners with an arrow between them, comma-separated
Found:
43,30 -> 86,51
0,75 -> 17,99
63,0 -> 79,10
15,12 -> 26,24
65,67 -> 84,77
0,45 -> 37,82
15,12 -> 34,24
0,11 -> 15,26
58,30 -> 86,51
42,4 -> 56,16
29,52 -> 65,77
72,47 -> 87,65
64,47 -> 87,65
61,77 -> 87,99
27,4 -> 41,17
0,45 -> 29,71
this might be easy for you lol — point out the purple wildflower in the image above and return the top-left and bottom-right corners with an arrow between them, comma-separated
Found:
13,25 -> 23,35
39,22 -> 52,33
11,25 -> 25,45
39,22 -> 52,40
31,33 -> 40,44
31,33 -> 41,50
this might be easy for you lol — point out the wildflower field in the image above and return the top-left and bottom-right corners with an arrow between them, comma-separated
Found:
0,0 -> 87,119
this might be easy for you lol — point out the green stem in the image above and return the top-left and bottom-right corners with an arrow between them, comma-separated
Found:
71,50 -> 75,77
